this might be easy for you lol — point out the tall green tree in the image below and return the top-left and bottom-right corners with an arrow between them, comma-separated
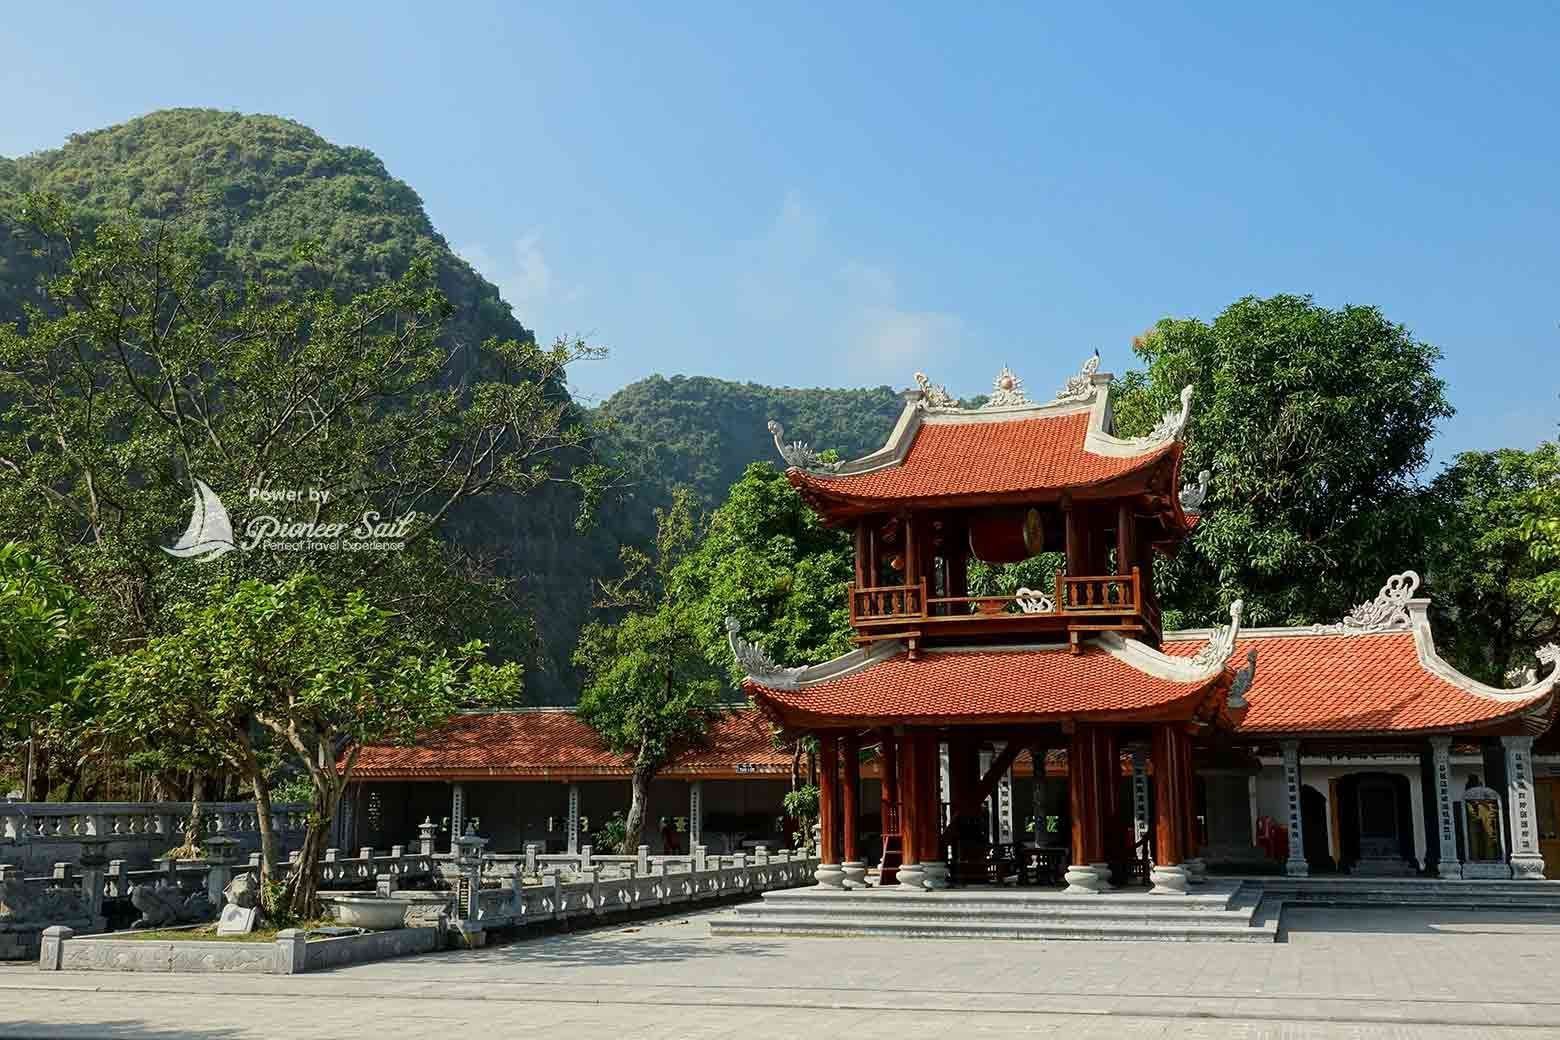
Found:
576,489 -> 723,850
1112,294 -> 1453,628
0,542 -> 92,798
94,572 -> 520,916
1426,445 -> 1560,683
0,197 -> 601,791
671,462 -> 854,684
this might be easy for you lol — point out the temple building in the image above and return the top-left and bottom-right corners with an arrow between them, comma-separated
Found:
346,355 -> 1560,892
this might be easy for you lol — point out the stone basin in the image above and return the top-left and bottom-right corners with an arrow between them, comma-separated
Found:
318,894 -> 408,930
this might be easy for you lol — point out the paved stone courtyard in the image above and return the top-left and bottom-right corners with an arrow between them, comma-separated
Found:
3,904 -> 1560,1038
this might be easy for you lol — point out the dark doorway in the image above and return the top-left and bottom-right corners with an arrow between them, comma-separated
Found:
1300,784 -> 1334,872
1337,772 -> 1416,875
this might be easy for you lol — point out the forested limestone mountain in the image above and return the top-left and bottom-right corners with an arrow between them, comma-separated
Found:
0,109 -> 596,698
0,110 -> 905,700
594,375 -> 907,518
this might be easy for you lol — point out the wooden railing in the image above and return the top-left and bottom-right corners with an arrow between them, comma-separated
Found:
1056,568 -> 1140,612
849,580 -> 926,623
848,568 -> 1145,626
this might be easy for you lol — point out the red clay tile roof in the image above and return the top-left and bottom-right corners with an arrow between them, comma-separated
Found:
744,644 -> 1222,727
351,708 -> 789,780
1164,631 -> 1551,736
790,411 -> 1176,507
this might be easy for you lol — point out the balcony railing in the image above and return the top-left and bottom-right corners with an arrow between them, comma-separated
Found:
850,581 -> 926,623
849,568 -> 1149,634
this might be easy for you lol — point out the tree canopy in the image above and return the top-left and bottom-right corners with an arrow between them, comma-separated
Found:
1426,445 -> 1560,684
1112,294 -> 1453,628
93,571 -> 520,914
670,461 -> 855,685
575,489 -> 723,849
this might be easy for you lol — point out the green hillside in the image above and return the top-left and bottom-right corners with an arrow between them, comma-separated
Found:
0,109 -> 908,700
595,375 -> 908,516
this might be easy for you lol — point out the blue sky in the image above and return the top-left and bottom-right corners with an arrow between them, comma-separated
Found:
4,3 -> 1557,465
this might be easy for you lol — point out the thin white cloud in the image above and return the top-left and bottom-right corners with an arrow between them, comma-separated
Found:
457,234 -> 581,333
732,193 -> 965,379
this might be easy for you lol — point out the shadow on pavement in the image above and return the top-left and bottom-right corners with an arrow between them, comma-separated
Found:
1280,905 -> 1560,939
0,1020 -> 251,1040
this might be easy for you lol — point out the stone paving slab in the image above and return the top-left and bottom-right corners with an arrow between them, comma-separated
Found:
3,905 -> 1560,1037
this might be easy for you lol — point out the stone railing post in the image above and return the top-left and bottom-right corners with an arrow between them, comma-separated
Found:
524,843 -> 539,876
580,843 -> 593,871
275,929 -> 308,974
418,817 -> 438,857
39,926 -> 72,971
450,825 -> 489,948
694,844 -> 707,872
510,861 -> 526,917
202,836 -> 240,908
77,851 -> 107,928
637,844 -> 649,874
106,860 -> 128,901
376,872 -> 398,898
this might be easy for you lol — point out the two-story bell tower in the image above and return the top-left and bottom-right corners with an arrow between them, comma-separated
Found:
730,354 -> 1252,896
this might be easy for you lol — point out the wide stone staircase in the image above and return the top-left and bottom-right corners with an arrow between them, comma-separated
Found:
710,876 -> 1560,943
709,880 -> 1275,942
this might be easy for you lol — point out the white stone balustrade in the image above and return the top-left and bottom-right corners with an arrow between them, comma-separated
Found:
0,801 -> 309,875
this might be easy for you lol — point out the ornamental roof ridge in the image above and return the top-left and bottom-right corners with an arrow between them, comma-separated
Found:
725,617 -> 900,690
768,350 -> 1192,483
1158,571 -> 1560,706
1100,599 -> 1245,684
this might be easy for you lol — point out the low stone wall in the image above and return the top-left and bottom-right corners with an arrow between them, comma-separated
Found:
39,923 -> 442,974
477,849 -> 819,930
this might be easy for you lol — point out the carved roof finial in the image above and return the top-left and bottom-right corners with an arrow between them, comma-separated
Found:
1227,647 -> 1258,709
913,371 -> 956,410
1191,599 -> 1244,669
1179,469 -> 1212,513
983,366 -> 1028,408
1322,571 -> 1421,634
1054,350 -> 1101,402
766,420 -> 838,472
725,617 -> 806,690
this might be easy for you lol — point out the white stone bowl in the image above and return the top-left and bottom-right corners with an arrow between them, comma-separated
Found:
318,894 -> 408,930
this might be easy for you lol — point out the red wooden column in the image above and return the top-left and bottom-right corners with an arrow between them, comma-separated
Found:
1098,726 -> 1124,866
1065,725 -> 1107,892
1179,730 -> 1203,880
1150,722 -> 1191,894
815,733 -> 845,888
896,731 -> 925,888
841,732 -> 864,885
879,729 -> 901,885
918,730 -> 948,888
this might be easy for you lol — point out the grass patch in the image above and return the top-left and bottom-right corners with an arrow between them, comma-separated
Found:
115,920 -> 334,943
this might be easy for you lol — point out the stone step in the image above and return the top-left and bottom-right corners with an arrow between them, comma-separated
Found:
755,887 -> 1240,913
710,913 -> 1277,943
732,903 -> 1259,925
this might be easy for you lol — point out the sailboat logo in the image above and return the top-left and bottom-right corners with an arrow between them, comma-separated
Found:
163,479 -> 236,562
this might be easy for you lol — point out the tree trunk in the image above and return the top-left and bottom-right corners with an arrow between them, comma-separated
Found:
235,728 -> 279,885
251,771 -> 279,886
282,771 -> 344,920
624,750 -> 656,851
182,772 -> 207,850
